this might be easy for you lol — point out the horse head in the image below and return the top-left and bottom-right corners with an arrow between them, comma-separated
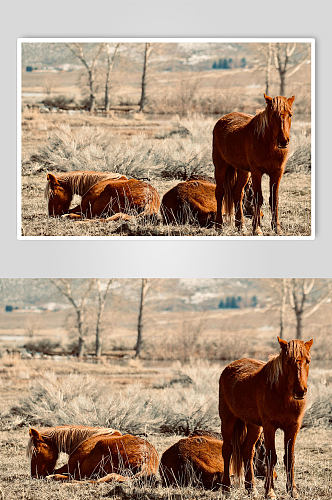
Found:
278,337 -> 313,400
47,173 -> 72,216
28,428 -> 59,478
264,94 -> 295,149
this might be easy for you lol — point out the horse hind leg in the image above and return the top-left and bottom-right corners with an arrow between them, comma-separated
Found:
232,171 -> 249,232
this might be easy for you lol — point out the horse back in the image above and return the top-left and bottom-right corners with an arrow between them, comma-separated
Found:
160,435 -> 223,488
219,358 -> 265,421
214,112 -> 253,135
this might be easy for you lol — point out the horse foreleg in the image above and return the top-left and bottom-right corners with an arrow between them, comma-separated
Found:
251,172 -> 263,236
263,425 -> 277,499
45,473 -> 72,481
241,424 -> 262,494
283,425 -> 300,499
269,173 -> 283,234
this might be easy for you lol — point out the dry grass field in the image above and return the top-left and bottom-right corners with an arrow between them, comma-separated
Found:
20,59 -> 312,237
0,354 -> 330,500
1,298 -> 331,499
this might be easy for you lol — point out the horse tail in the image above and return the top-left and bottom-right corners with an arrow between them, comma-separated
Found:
231,419 -> 246,483
223,166 -> 237,218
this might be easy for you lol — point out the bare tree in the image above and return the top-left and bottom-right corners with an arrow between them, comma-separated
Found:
103,43 -> 120,112
273,43 -> 296,95
264,279 -> 289,336
138,43 -> 152,112
273,43 -> 310,96
66,43 -> 104,112
288,279 -> 332,339
95,279 -> 113,358
50,279 -> 95,358
265,43 -> 273,95
135,278 -> 150,358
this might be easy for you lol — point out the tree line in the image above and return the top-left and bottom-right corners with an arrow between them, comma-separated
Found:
40,42 -> 310,114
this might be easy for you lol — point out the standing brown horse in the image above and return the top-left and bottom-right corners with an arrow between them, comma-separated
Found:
28,426 -> 159,483
213,94 -> 295,235
219,337 -> 313,499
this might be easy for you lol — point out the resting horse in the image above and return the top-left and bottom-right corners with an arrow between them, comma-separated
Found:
161,176 -> 259,227
213,94 -> 295,235
27,425 -> 121,478
46,172 -> 160,221
159,430 -> 269,490
28,426 -> 159,483
45,171 -> 127,216
219,337 -> 313,499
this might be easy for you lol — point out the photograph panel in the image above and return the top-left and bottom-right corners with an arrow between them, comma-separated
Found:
18,39 -> 314,239
0,278 -> 330,498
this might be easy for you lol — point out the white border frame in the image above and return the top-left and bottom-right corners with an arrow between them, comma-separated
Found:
17,37 -> 315,241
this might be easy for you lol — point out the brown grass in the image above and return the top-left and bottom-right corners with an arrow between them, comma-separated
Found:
20,112 -> 311,237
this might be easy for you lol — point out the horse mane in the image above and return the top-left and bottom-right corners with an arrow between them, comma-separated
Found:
264,354 -> 283,387
253,109 -> 269,137
254,96 -> 292,138
44,171 -> 125,201
26,425 -> 117,458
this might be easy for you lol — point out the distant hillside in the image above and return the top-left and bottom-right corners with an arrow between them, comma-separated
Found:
0,279 -> 270,313
21,41 -> 256,73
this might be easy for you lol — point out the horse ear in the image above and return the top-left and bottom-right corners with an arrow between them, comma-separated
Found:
264,93 -> 273,105
305,338 -> 313,350
29,428 -> 43,443
47,173 -> 59,188
277,336 -> 288,349
288,95 -> 295,107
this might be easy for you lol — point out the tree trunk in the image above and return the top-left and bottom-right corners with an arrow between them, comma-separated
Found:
95,321 -> 102,358
139,43 -> 150,113
295,311 -> 303,339
104,44 -> 119,112
88,70 -> 96,112
280,279 -> 287,337
265,43 -> 272,95
76,309 -> 85,358
135,279 -> 149,358
279,70 -> 286,96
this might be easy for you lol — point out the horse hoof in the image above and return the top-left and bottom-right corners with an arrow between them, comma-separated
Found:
221,485 -> 231,497
248,487 -> 259,498
253,227 -> 263,236
266,489 -> 277,499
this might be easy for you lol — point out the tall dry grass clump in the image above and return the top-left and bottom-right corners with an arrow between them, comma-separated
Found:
24,117 -> 215,181
3,361 -> 221,434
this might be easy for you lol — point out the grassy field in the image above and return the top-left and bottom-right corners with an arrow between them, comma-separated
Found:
20,64 -> 312,237
0,354 -> 330,500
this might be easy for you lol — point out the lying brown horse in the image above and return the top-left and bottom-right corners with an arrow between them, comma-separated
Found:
28,426 -> 159,483
213,94 -> 295,235
46,171 -> 126,216
161,178 -> 217,227
159,430 -> 268,490
46,172 -> 160,221
219,337 -> 313,499
161,176 -> 259,227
